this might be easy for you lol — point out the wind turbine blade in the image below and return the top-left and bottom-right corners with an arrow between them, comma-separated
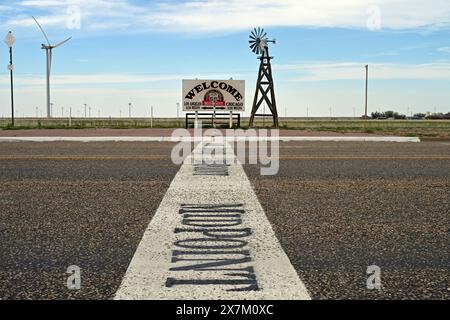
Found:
53,37 -> 72,48
32,16 -> 51,46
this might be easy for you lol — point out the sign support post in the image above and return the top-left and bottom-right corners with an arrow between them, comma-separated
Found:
213,103 -> 216,128
194,110 -> 199,128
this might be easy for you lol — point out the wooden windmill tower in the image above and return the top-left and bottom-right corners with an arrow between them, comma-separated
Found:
248,28 -> 279,127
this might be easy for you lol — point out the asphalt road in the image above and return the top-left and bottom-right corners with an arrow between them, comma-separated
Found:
0,142 -> 179,299
243,141 -> 450,299
0,140 -> 448,299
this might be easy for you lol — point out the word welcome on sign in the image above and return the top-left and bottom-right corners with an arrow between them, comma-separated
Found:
182,79 -> 245,111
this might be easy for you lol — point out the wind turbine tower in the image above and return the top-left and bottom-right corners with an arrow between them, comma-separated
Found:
32,16 -> 72,118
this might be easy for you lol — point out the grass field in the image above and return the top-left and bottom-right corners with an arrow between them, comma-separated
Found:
277,119 -> 450,138
0,117 -> 449,138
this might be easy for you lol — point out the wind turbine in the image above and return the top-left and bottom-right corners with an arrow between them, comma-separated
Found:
32,16 -> 72,118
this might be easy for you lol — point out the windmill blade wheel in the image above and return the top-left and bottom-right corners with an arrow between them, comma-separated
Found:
249,27 -> 268,55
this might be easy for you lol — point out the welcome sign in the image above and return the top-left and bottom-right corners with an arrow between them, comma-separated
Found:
182,79 -> 245,111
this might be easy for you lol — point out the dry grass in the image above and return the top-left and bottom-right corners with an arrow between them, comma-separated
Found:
1,118 -> 449,138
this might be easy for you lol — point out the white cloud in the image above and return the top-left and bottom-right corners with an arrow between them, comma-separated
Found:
2,62 -> 450,89
5,0 -> 450,34
146,0 -> 450,32
0,72 -> 246,87
2,63 -> 450,117
438,47 -> 450,54
281,62 -> 450,81
7,0 -> 142,29
0,5 -> 12,11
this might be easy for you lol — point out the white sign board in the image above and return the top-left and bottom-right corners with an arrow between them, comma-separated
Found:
183,79 -> 245,111
4,32 -> 15,48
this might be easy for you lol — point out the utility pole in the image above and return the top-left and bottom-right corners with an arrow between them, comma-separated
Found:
129,102 -> 132,118
4,31 -> 15,127
365,65 -> 369,119
151,105 -> 153,128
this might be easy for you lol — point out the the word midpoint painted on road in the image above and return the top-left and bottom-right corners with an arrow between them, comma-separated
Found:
166,203 -> 259,292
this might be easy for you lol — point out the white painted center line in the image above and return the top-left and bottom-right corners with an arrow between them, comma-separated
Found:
0,136 -> 421,143
115,140 -> 311,300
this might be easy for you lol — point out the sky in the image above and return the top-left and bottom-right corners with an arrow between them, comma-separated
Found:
0,0 -> 450,118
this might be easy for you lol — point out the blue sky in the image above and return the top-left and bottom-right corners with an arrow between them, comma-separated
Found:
1,0 -> 450,118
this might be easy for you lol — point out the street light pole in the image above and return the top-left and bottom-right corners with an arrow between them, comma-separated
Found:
129,103 -> 132,118
9,45 -> 14,126
4,31 -> 15,127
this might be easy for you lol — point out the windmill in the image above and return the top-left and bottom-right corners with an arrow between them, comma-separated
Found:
248,27 -> 279,127
32,16 -> 72,118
